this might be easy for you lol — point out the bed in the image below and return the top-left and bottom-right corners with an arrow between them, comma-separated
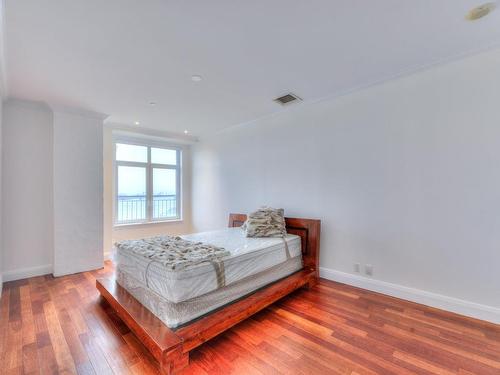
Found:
96,213 -> 321,374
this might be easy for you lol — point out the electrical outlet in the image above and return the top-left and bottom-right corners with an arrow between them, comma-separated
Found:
354,263 -> 360,273
365,264 -> 373,276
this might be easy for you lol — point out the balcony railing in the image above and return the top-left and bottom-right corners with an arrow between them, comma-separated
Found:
153,195 -> 178,219
117,195 -> 177,223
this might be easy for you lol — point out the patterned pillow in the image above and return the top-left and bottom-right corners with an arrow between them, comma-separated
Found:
243,207 -> 287,237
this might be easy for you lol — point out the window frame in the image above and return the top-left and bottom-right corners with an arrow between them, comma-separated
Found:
113,137 -> 182,226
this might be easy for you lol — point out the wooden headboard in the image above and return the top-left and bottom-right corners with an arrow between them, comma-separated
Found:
228,213 -> 321,277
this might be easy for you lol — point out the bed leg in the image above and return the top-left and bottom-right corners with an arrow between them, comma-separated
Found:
303,276 -> 318,290
160,347 -> 189,375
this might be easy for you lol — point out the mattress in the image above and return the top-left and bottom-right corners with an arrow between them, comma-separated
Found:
116,227 -> 302,303
116,255 -> 303,328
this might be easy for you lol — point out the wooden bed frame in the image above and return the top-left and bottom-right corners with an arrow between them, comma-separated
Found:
96,213 -> 321,374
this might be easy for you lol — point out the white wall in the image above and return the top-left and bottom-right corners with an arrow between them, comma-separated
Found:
102,127 -> 193,254
0,0 -> 6,295
2,99 -> 54,280
192,48 -> 500,322
103,127 -> 113,257
0,97 -> 3,293
1,101 -> 106,280
1,100 -> 188,280
52,109 -> 104,276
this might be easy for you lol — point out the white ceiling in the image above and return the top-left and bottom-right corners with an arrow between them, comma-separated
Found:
4,1 -> 500,135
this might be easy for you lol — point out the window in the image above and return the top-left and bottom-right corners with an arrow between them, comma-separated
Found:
114,141 -> 181,224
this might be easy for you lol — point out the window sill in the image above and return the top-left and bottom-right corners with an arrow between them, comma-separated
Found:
113,219 -> 183,230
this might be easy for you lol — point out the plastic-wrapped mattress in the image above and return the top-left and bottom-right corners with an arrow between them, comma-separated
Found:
116,255 -> 303,328
116,227 -> 302,303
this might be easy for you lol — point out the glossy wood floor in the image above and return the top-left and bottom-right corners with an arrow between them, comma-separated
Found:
1,262 -> 499,375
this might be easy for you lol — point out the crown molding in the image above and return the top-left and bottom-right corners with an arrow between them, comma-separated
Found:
5,98 -> 109,122
4,97 -> 52,112
49,103 -> 109,120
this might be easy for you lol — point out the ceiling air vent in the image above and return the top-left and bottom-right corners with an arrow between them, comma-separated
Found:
274,93 -> 302,105
466,3 -> 495,20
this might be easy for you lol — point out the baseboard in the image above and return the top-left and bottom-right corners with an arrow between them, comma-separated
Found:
320,267 -> 500,325
3,264 -> 53,282
104,249 -> 115,261
53,261 -> 103,277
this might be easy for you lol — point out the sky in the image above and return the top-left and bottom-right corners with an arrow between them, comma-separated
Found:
116,144 -> 177,196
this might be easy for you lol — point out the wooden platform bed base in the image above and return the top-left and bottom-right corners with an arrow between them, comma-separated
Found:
96,213 -> 321,374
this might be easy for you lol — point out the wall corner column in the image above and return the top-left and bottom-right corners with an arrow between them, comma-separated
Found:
51,106 -> 107,277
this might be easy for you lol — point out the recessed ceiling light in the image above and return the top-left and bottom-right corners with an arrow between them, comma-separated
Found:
191,75 -> 203,82
134,121 -> 140,125
149,101 -> 157,106
466,3 -> 496,20
184,130 -> 189,134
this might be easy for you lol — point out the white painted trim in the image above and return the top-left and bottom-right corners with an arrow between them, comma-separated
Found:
5,98 -> 52,112
113,133 -> 189,150
49,103 -> 108,120
52,263 -> 103,278
320,267 -> 500,325
3,264 -> 53,282
0,0 -> 8,97
113,219 -> 184,229
214,44 -> 500,139
112,140 -> 182,225
107,122 -> 198,144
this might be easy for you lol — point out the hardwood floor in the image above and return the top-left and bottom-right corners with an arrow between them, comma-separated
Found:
1,262 -> 499,375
